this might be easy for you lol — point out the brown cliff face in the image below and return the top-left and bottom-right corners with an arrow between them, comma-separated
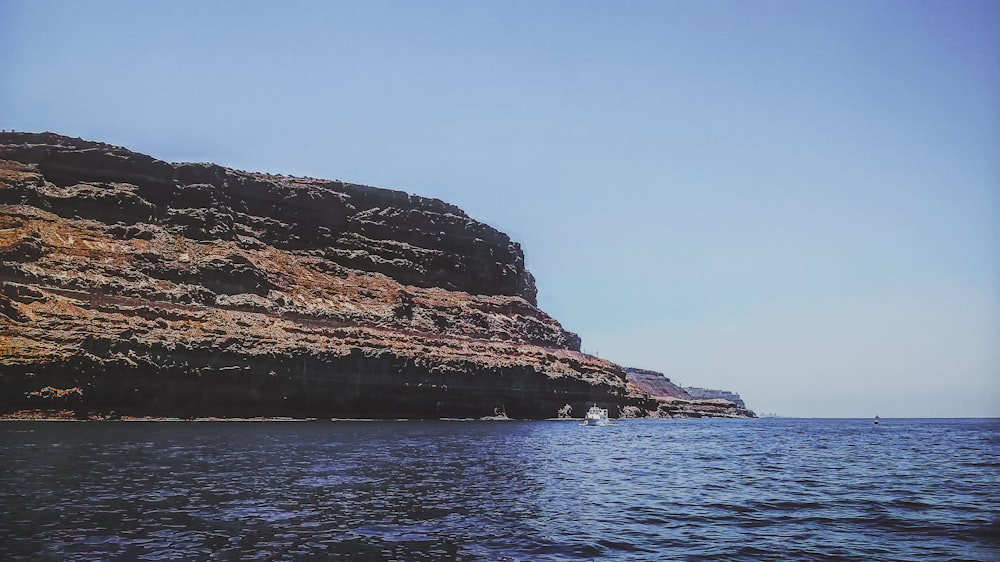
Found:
625,368 -> 755,418
624,368 -> 694,400
0,132 -> 635,419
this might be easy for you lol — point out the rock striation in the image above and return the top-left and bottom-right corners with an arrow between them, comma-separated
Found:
625,368 -> 755,418
0,132 -> 638,419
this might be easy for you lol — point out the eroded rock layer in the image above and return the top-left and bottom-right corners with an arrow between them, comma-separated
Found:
0,132 -> 637,419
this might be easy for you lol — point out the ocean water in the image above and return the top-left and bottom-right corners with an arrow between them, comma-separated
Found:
1,418 -> 997,561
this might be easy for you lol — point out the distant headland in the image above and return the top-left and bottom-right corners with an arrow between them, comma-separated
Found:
0,132 -> 752,420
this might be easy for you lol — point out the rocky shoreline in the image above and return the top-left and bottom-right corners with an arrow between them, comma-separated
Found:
625,368 -> 755,418
0,132 -> 751,420
0,411 -> 629,422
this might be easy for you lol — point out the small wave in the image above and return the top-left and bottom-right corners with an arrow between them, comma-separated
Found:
597,538 -> 655,554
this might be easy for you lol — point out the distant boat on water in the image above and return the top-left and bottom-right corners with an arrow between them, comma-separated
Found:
874,415 -> 880,425
582,405 -> 610,426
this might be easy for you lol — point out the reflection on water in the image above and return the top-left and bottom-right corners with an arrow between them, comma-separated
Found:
1,419 -> 998,560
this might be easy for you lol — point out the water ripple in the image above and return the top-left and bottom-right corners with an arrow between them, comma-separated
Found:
1,418 -> 998,560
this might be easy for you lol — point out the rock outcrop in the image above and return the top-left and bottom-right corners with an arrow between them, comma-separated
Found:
684,387 -> 750,411
624,368 -> 694,400
0,132 -> 638,419
625,368 -> 755,418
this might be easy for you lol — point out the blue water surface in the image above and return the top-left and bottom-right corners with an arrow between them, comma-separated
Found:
1,418 -> 998,560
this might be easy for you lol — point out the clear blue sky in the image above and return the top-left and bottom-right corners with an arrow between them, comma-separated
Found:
3,0 -> 998,417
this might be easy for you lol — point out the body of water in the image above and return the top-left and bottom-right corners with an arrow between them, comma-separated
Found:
1,418 -> 998,560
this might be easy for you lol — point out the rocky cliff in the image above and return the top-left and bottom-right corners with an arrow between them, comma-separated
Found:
625,368 -> 755,418
624,368 -> 694,400
684,387 -> 750,411
0,132 -> 643,419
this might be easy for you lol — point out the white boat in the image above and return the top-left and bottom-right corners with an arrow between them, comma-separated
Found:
874,415 -> 880,425
582,405 -> 609,426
